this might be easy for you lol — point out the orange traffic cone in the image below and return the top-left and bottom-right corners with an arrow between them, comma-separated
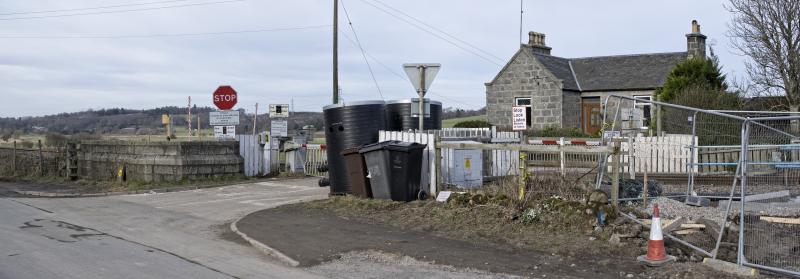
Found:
637,203 -> 676,266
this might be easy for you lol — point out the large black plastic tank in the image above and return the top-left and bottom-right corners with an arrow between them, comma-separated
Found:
323,101 -> 387,195
385,98 -> 442,131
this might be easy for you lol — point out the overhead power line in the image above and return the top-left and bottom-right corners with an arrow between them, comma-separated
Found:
371,0 -> 505,62
0,0 -> 245,21
340,0 -> 384,100
357,0 -> 503,67
0,0 -> 196,16
339,31 -> 482,109
0,25 -> 331,39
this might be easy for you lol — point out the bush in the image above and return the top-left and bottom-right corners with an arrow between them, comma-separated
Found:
528,127 -> 596,138
453,120 -> 491,128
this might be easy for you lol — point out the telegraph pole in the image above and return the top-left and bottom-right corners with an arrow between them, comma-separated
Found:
332,0 -> 339,104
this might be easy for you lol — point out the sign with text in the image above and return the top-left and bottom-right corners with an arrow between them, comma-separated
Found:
270,120 -> 288,137
213,85 -> 238,110
410,99 -> 432,118
269,104 -> 290,118
512,106 -> 527,131
209,111 -> 240,126
214,125 -> 236,140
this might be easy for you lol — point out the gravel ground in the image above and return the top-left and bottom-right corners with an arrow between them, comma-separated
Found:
644,197 -> 729,222
305,251 -> 523,279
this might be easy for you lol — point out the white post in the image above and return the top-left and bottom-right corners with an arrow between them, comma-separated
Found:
559,137 -> 566,177
418,66 -> 426,132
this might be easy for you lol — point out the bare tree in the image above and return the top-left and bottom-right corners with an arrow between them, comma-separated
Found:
727,0 -> 800,112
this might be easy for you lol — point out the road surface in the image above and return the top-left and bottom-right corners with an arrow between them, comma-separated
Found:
0,178 -> 328,279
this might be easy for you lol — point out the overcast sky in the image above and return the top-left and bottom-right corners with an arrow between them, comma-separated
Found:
0,0 -> 742,117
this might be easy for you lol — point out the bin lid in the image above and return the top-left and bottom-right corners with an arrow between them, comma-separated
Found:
340,146 -> 362,156
358,140 -> 401,154
385,141 -> 427,152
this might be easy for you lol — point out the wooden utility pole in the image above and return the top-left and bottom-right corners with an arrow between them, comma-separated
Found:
253,103 -> 258,136
37,140 -> 43,176
12,141 -> 16,176
187,96 -> 193,137
332,0 -> 339,104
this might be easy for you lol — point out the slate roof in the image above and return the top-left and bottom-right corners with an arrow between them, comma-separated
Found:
531,51 -> 687,92
529,53 -> 579,91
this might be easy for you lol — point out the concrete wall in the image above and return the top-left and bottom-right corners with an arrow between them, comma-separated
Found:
486,48 -> 564,131
78,141 -> 243,182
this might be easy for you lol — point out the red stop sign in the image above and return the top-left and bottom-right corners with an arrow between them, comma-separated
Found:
213,85 -> 237,110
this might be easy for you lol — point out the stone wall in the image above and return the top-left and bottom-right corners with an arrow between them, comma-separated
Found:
78,141 -> 243,182
486,47 -> 564,131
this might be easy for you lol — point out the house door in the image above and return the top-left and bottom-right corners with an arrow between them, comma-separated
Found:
581,99 -> 602,135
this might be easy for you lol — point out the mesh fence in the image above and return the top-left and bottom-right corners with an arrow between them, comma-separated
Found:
599,95 -> 744,259
740,118 -> 800,275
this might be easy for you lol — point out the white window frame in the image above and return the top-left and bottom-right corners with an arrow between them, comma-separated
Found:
633,95 -> 652,128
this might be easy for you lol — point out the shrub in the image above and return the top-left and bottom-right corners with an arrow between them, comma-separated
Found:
453,120 -> 491,128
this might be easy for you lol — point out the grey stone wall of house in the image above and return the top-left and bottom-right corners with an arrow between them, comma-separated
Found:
486,50 -> 565,131
78,141 -> 243,182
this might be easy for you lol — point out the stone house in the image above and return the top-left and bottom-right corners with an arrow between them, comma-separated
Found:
485,20 -> 707,134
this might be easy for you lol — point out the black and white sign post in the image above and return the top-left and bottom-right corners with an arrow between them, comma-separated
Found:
403,63 -> 441,131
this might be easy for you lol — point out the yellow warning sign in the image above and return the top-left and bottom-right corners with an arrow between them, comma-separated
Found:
465,158 -> 471,169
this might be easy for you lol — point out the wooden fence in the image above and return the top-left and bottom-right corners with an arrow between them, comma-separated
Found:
0,141 -> 65,177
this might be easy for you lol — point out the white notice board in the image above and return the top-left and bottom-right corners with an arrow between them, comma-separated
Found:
512,106 -> 527,131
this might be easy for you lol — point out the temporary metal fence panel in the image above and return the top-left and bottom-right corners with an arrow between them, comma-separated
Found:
739,119 -> 800,276
0,144 -> 65,177
598,95 -> 744,262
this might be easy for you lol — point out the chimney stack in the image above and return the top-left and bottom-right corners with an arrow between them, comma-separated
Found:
686,20 -> 706,59
527,31 -> 552,55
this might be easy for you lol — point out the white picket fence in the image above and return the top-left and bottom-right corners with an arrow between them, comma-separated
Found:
629,134 -> 696,174
304,144 -> 328,177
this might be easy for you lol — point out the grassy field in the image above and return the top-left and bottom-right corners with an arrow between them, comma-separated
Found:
442,115 -> 487,128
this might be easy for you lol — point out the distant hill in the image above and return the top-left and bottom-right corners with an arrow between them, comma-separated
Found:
0,105 -> 484,137
0,106 -> 324,136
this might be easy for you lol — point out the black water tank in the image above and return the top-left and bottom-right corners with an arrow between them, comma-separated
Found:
385,98 -> 442,131
323,101 -> 387,195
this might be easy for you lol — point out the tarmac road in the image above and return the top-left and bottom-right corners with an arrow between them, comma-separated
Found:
0,178 -> 329,279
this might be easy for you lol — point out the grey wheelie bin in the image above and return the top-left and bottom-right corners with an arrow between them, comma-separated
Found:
359,141 -> 427,202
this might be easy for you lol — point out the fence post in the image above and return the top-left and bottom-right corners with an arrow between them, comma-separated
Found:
38,140 -> 43,176
12,141 -> 16,176
642,164 -> 648,208
519,151 -> 526,200
611,139 -> 621,208
559,137 -> 566,177
434,136 -> 442,194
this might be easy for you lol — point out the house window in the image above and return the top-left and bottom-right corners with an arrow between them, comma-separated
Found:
515,97 -> 531,106
515,97 -> 532,127
634,96 -> 652,127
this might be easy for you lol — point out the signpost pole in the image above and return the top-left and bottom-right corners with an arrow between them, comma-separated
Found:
253,103 -> 258,136
418,66 -> 425,132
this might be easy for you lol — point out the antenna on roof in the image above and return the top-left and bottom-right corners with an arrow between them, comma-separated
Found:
519,0 -> 524,45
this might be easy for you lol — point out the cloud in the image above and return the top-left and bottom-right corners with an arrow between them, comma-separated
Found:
0,0 -> 739,117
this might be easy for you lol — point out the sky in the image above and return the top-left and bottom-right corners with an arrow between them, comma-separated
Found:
0,0 -> 743,117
